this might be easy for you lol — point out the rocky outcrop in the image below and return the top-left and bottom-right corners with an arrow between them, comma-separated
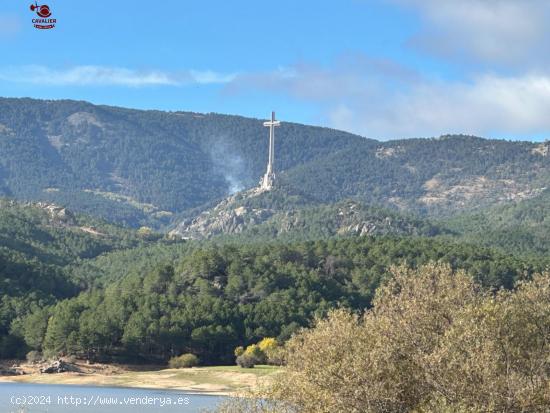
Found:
34,202 -> 77,226
170,190 -> 438,240
39,359 -> 79,374
170,190 -> 275,239
0,367 -> 23,376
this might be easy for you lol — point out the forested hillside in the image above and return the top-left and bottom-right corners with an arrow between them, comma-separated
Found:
443,188 -> 550,256
280,136 -> 550,215
8,235 -> 547,362
0,200 -> 160,358
2,97 -> 550,368
1,98 -> 549,228
1,197 -> 549,365
0,98 -> 365,227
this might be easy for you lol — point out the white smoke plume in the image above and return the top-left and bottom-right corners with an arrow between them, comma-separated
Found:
208,137 -> 248,195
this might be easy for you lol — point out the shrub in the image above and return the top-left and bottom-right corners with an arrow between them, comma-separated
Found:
257,337 -> 278,353
217,264 -> 550,412
168,353 -> 199,368
26,350 -> 42,364
266,345 -> 285,366
236,354 -> 256,368
234,346 -> 244,357
257,337 -> 280,364
244,344 -> 266,364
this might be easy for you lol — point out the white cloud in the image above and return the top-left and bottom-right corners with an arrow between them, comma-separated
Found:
0,65 -> 236,87
328,73 -> 550,139
391,0 -> 550,67
228,55 -> 418,101
190,70 -> 237,85
228,59 -> 550,139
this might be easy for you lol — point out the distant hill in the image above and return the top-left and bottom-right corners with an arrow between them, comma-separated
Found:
0,199 -> 155,266
280,136 -> 550,215
1,97 -> 549,227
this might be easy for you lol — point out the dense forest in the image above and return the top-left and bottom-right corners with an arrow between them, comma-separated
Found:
4,229 -> 547,362
3,184 -> 550,363
0,200 -> 163,358
443,188 -> 550,256
1,98 -> 550,228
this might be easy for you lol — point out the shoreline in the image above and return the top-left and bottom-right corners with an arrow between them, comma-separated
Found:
0,378 -> 231,396
0,362 -> 281,396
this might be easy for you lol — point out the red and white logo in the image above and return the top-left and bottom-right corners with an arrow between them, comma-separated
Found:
30,2 -> 56,29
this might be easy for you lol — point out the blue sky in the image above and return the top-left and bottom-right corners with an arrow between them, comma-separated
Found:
1,0 -> 550,141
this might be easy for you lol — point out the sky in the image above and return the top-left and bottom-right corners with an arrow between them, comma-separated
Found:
1,0 -> 550,141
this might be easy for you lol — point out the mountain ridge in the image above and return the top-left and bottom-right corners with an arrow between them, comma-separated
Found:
1,97 -> 549,228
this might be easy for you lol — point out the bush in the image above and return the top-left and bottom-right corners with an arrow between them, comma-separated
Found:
244,344 -> 266,364
234,346 -> 244,357
257,337 -> 280,364
168,353 -> 199,368
257,337 -> 278,353
266,346 -> 285,366
219,264 -> 550,412
26,350 -> 42,364
235,339 -> 281,367
236,354 -> 256,368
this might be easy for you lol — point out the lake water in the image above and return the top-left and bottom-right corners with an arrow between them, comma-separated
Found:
0,383 -> 225,412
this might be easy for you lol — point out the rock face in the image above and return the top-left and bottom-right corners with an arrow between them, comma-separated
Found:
0,367 -> 22,376
170,188 -> 439,240
170,189 -> 275,239
35,202 -> 77,226
274,201 -> 435,237
39,359 -> 74,374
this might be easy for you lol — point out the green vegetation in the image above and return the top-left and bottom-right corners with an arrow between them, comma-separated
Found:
2,97 -> 549,409
280,135 -> 550,215
443,188 -> 550,256
215,264 -> 550,412
8,234 -> 546,363
168,353 -> 199,368
0,200 -> 162,358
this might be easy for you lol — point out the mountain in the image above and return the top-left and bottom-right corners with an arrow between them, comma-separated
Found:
280,136 -> 550,215
0,97 -> 365,227
1,97 -> 549,229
